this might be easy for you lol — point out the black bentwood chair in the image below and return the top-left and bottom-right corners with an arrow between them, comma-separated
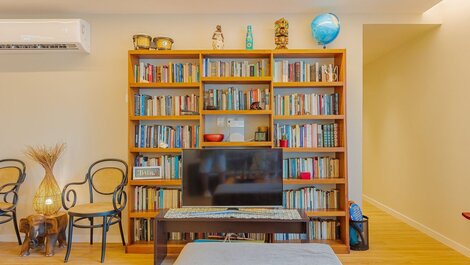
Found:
62,159 -> 128,263
0,159 -> 26,245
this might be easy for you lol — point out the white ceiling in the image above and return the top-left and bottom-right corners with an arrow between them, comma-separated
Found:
0,0 -> 441,15
363,24 -> 440,64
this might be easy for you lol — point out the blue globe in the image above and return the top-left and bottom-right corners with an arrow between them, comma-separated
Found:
311,13 -> 340,47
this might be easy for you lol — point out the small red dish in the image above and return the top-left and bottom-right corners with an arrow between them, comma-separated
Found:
204,134 -> 224,142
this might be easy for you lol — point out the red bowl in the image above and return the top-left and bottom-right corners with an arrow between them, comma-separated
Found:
204,134 -> 224,142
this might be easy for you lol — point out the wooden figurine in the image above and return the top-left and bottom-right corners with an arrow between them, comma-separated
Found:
212,25 -> 224,50
274,18 -> 289,49
19,212 -> 68,257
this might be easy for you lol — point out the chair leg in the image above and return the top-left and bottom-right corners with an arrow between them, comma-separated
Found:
118,213 -> 126,246
90,217 -> 94,245
12,211 -> 22,245
101,216 -> 108,263
64,216 -> 74,263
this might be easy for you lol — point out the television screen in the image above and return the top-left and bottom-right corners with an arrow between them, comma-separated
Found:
182,148 -> 283,207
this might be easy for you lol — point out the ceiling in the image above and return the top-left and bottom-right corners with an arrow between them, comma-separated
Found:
363,24 -> 440,64
0,0 -> 441,15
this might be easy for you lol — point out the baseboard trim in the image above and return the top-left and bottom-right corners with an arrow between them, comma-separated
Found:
363,194 -> 470,258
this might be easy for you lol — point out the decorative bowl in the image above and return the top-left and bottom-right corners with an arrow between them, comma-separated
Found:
154,37 -> 174,50
204,134 -> 224,142
132,34 -> 152,50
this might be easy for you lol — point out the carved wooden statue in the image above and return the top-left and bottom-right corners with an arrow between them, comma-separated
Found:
19,212 -> 68,257
212,25 -> 224,50
274,18 -> 289,49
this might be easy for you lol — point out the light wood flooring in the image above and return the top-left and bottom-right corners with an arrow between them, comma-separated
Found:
1,201 -> 469,264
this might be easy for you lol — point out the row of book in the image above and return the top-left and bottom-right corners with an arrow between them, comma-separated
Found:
274,123 -> 339,148
273,61 -> 338,82
283,187 -> 339,210
202,58 -> 269,77
134,62 -> 200,83
283,157 -> 340,179
275,219 -> 339,241
274,93 -> 339,116
134,94 -> 200,116
134,155 -> 182,180
134,124 -> 200,148
204,87 -> 270,110
133,218 -> 186,242
134,187 -> 181,211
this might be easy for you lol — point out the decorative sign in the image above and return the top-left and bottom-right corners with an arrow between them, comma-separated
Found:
133,166 -> 161,180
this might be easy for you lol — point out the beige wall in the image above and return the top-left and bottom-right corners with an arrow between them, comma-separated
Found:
364,0 -> 470,256
0,11 -> 435,242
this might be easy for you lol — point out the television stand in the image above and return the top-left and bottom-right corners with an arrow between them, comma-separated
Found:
154,209 -> 309,265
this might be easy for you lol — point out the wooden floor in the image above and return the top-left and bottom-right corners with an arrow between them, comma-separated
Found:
1,201 -> 469,264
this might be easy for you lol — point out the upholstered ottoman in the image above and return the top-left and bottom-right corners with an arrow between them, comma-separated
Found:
174,242 -> 343,265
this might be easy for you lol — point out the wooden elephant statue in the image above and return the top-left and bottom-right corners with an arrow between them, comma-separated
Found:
19,213 -> 68,257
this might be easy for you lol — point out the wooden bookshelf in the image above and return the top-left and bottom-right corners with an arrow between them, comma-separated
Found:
127,49 -> 349,254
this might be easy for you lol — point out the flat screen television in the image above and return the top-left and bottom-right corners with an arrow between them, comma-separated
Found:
182,148 -> 283,208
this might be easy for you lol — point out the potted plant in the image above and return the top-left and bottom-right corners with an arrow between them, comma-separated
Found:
279,134 -> 288,148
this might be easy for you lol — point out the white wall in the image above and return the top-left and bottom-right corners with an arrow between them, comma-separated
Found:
364,0 -> 470,257
0,12 -> 435,242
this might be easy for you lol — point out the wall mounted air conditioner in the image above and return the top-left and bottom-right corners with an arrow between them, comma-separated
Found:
0,19 -> 90,53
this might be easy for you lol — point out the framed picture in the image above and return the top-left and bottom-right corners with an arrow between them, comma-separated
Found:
133,166 -> 162,180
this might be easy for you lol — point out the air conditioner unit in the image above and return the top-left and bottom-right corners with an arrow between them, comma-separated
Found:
0,19 -> 90,53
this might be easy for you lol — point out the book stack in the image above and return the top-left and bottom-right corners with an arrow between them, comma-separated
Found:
134,124 -> 200,148
202,59 -> 268,77
134,218 -> 154,242
134,187 -> 181,211
273,61 -> 337,82
204,87 -> 270,110
282,157 -> 340,179
283,187 -> 339,210
134,94 -> 199,116
275,219 -> 339,241
274,123 -> 339,148
274,93 -> 339,115
135,155 -> 182,179
134,62 -> 200,83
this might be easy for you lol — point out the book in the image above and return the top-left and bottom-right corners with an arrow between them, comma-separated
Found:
134,94 -> 199,116
134,62 -> 200,83
282,156 -> 340,179
204,87 -> 270,110
134,155 -> 182,179
274,123 -> 339,148
275,218 -> 339,241
203,58 -> 268,77
134,124 -> 200,148
273,60 -> 338,82
274,92 -> 339,115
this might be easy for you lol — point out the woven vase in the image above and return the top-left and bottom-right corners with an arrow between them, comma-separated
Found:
33,168 -> 61,216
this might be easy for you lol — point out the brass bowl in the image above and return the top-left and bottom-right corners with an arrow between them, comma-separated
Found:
133,34 -> 152,50
154,37 -> 174,50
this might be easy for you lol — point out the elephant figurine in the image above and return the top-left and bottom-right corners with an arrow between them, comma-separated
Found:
19,213 -> 68,257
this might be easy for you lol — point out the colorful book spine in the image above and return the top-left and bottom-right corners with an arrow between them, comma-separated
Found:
134,155 -> 182,179
274,123 -> 339,148
134,124 -> 200,148
134,94 -> 199,116
283,187 -> 339,210
134,63 -> 200,83
204,87 -> 270,110
273,60 -> 338,83
134,187 -> 181,211
275,219 -> 338,241
282,157 -> 340,179
274,93 -> 339,115
202,58 -> 268,77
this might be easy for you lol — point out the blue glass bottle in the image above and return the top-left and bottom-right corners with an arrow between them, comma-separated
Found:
246,25 -> 253,50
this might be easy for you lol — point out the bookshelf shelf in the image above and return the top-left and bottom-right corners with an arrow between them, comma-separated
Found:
129,82 -> 200,89
273,82 -> 343,88
201,76 -> 272,84
274,115 -> 344,120
202,110 -> 271,115
129,179 -> 182,186
283,178 -> 346,185
129,148 -> 184,153
129,115 -> 200,121
200,141 -> 272,147
127,49 -> 348,254
306,210 -> 346,217
281,147 -> 345,153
